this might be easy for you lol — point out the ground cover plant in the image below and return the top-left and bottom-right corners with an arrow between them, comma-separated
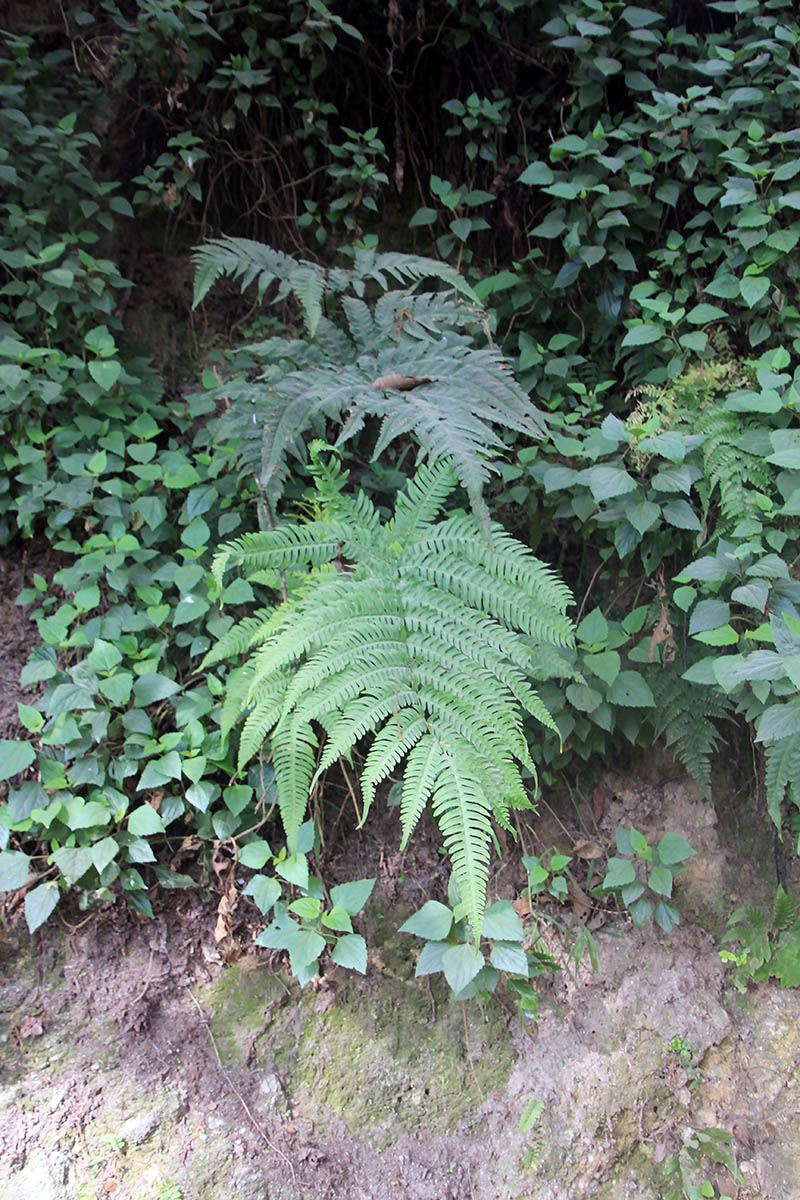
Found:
0,0 -> 799,1012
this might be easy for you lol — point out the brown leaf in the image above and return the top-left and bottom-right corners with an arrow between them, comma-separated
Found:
573,837 -> 604,860
566,877 -> 592,925
371,374 -> 432,391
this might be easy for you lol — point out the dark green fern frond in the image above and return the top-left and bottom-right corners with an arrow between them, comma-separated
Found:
648,667 -> 732,798
203,454 -> 574,937
374,290 -> 487,339
695,408 -> 772,530
192,237 -> 326,333
193,240 -> 546,518
329,247 -> 481,303
765,734 -> 800,827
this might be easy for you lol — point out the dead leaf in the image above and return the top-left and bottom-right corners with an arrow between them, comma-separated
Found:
573,837 -> 604,860
18,1014 -> 44,1038
566,877 -> 592,925
371,374 -> 432,391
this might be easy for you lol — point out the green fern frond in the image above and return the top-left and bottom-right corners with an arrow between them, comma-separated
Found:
772,885 -> 797,931
238,676 -> 292,768
193,239 -> 545,517
191,237 -> 326,333
695,408 -> 772,530
337,247 -> 481,304
210,454 -> 573,938
765,733 -> 800,827
649,667 -> 731,798
431,744 -> 493,936
374,290 -> 485,339
202,609 -> 278,668
400,735 -> 446,847
211,523 -> 354,586
361,713 -> 428,818
272,713 -> 319,849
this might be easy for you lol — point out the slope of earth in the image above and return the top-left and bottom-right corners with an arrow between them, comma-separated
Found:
2,766 -> 800,1200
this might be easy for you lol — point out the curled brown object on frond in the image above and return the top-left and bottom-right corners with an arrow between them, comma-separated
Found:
371,374 -> 432,391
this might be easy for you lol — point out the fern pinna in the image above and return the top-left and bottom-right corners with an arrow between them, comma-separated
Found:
204,452 -> 575,938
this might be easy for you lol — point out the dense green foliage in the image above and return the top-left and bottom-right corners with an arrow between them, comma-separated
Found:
0,0 -> 798,994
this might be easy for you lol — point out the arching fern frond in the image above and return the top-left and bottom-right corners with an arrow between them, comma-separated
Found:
192,239 -> 546,519
203,453 -> 574,938
192,237 -> 326,334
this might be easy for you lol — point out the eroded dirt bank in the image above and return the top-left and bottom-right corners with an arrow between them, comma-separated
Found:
2,769 -> 800,1200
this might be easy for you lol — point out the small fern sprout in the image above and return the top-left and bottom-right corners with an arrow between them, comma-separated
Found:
204,450 -> 576,938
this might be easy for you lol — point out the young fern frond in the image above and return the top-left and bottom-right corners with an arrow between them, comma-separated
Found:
203,454 -> 574,937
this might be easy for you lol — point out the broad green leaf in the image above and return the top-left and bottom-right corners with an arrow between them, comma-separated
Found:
442,942 -> 484,993
399,899 -> 453,941
490,941 -> 529,974
244,874 -> 282,914
756,702 -> 800,744
415,940 -> 447,976
689,599 -> 730,635
90,837 -> 118,874
330,877 -> 376,916
331,933 -> 367,973
603,857 -> 636,888
576,607 -> 609,646
88,360 -> 121,390
0,850 -> 30,891
87,638 -> 123,672
657,833 -> 695,864
17,704 -> 44,734
583,650 -> 621,686
0,739 -> 35,782
621,323 -> 664,347
625,497 -> 661,534
482,900 -> 525,942
648,867 -> 673,897
519,162 -> 555,186
621,5 -> 661,26
52,846 -> 93,884
239,840 -> 272,869
607,671 -> 655,707
275,853 -> 309,889
583,466 -> 637,502
739,276 -> 770,307
653,901 -> 679,933
290,896 -> 321,920
25,882 -> 60,933
286,928 -> 326,975
133,674 -> 180,705
628,898 -> 653,927
322,905 -> 353,932
128,804 -> 165,836
685,303 -> 726,324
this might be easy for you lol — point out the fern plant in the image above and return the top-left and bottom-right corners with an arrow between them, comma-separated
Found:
204,449 -> 575,938
193,238 -> 546,521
